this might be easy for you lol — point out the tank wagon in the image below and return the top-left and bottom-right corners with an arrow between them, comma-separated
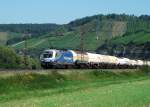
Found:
40,49 -> 150,69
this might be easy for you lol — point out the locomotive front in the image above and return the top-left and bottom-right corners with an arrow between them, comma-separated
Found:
40,49 -> 60,68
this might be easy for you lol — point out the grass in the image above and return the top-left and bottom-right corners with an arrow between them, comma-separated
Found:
0,69 -> 150,107
0,32 -> 22,45
0,32 -> 8,45
111,31 -> 150,45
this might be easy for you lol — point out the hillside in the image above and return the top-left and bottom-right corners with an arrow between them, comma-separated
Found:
0,32 -> 8,45
0,32 -> 23,45
111,31 -> 150,44
0,14 -> 150,59
96,30 -> 150,60
0,24 -> 63,46
11,20 -> 127,57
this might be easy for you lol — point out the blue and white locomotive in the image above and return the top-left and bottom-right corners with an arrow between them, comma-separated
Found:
40,49 -> 76,68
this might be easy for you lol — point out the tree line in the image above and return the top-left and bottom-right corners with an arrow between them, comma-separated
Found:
0,14 -> 150,35
0,24 -> 59,36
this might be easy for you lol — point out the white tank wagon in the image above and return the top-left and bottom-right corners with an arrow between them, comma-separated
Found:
130,60 -> 138,66
72,52 -> 119,68
136,60 -> 144,66
83,53 -> 118,64
117,58 -> 130,65
142,61 -> 150,66
40,49 -> 150,69
71,51 -> 118,64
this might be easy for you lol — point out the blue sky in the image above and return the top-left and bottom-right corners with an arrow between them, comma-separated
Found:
0,0 -> 149,24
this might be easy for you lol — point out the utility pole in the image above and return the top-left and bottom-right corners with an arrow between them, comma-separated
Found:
80,26 -> 85,61
96,17 -> 101,46
23,33 -> 30,68
122,46 -> 126,57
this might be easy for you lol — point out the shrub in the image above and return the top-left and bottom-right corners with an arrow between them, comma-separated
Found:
0,46 -> 40,69
140,66 -> 150,74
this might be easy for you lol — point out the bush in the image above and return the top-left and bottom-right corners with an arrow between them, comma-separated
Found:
0,46 -> 40,69
140,66 -> 150,74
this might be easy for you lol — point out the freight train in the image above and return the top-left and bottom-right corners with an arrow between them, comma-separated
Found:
40,49 -> 150,69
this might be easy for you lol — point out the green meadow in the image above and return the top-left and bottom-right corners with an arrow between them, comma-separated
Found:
0,69 -> 150,107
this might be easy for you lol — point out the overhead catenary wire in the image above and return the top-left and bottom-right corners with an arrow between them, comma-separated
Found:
23,33 -> 31,68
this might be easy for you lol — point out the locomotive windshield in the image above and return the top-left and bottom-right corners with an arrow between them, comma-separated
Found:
43,52 -> 53,58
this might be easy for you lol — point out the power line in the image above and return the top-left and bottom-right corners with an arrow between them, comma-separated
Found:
23,34 -> 28,67
23,33 -> 31,68
80,26 -> 85,61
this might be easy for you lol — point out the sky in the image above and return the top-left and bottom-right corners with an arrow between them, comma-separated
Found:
0,0 -> 149,24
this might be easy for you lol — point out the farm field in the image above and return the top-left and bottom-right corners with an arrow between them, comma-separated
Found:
0,69 -> 150,107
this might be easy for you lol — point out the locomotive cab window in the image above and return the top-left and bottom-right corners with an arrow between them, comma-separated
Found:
43,52 -> 53,58
55,52 -> 61,59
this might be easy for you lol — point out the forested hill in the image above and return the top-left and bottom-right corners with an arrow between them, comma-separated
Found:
0,14 -> 150,59
0,24 -> 59,36
68,14 -> 150,32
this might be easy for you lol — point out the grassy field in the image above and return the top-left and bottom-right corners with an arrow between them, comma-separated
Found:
0,69 -> 150,107
111,31 -> 150,45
